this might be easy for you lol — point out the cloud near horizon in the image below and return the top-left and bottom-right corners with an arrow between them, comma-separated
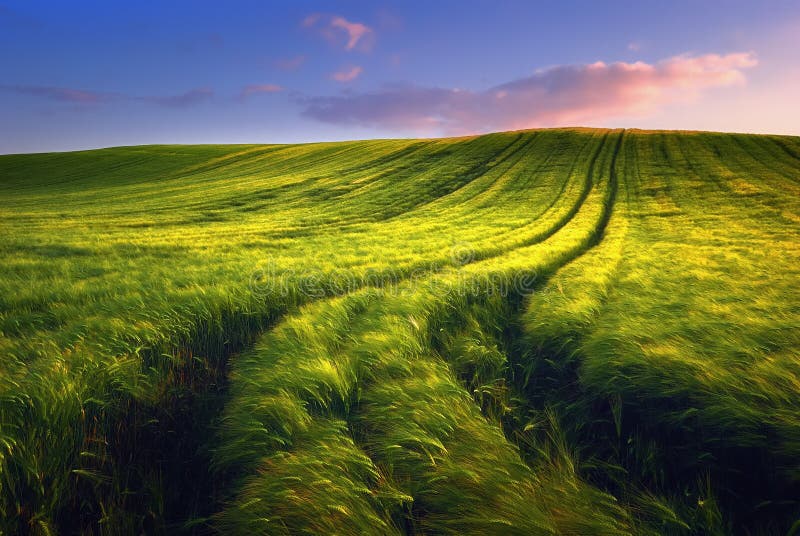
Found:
300,52 -> 757,134
0,85 -> 112,104
0,85 -> 214,108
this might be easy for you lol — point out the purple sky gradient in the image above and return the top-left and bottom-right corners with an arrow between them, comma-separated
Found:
1,0 -> 798,153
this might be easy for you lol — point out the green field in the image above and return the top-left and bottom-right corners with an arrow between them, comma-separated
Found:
1,128 -> 799,534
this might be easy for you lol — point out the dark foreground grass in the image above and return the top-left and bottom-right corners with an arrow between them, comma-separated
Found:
0,128 -> 798,534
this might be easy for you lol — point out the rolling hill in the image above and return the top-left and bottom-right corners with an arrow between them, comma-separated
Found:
1,128 -> 799,534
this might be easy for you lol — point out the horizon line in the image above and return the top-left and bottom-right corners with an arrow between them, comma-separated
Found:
1,125 -> 798,156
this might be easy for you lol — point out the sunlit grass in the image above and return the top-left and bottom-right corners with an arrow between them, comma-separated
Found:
1,128 -> 798,534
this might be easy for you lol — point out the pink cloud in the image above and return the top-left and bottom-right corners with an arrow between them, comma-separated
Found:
330,16 -> 372,51
301,52 -> 757,134
658,53 -> 757,88
330,66 -> 363,82
303,13 -> 374,52
240,84 -> 284,99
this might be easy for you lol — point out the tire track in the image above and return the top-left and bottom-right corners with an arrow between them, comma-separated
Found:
211,130 -> 629,535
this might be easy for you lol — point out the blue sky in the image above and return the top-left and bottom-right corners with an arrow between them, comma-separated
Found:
1,0 -> 799,153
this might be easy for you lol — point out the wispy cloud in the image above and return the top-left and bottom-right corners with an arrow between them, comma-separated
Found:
0,85 -> 112,104
330,66 -> 363,82
303,13 -> 374,52
138,88 -> 213,107
300,52 -> 757,134
275,55 -> 306,71
240,84 -> 284,99
0,84 -> 215,108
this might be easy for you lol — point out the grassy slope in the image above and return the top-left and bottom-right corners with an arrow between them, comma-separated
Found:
0,129 -> 798,534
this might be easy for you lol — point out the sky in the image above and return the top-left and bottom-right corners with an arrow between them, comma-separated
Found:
1,0 -> 799,153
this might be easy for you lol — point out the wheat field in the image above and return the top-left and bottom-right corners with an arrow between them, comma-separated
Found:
1,128 -> 799,534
